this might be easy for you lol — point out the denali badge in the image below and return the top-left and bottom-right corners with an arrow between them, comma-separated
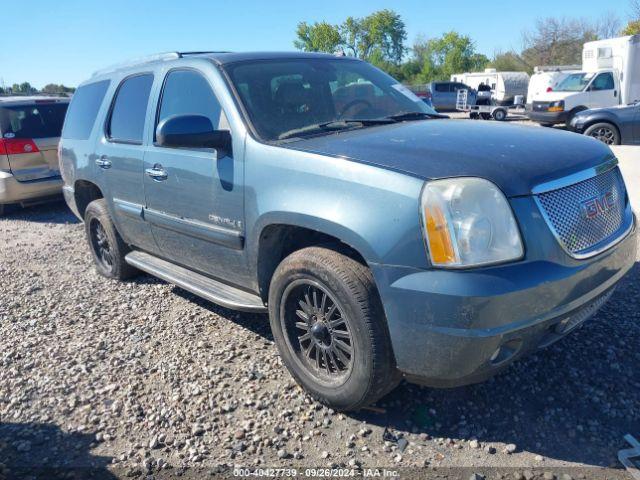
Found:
581,191 -> 615,219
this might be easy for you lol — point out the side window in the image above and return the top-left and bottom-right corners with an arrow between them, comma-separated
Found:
434,83 -> 448,93
107,74 -> 154,144
62,80 -> 110,140
157,69 -> 223,137
591,72 -> 614,91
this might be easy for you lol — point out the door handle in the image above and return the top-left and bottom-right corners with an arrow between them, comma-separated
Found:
95,157 -> 112,169
145,164 -> 168,181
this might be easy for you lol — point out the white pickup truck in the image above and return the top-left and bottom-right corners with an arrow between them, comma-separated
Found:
528,35 -> 640,126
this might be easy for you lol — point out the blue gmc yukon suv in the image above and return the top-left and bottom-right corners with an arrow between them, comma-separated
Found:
60,52 -> 637,410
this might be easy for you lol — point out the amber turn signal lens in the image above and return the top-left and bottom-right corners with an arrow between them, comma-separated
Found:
425,205 -> 458,265
548,106 -> 564,112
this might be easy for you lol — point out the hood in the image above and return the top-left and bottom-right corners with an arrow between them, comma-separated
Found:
281,120 -> 614,197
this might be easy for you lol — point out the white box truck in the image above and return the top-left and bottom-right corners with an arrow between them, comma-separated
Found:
528,35 -> 640,126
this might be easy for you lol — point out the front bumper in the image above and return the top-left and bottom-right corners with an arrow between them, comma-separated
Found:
372,214 -> 637,387
527,109 -> 568,124
0,170 -> 63,205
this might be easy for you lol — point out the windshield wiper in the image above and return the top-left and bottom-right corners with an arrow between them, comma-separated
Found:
278,118 -> 394,140
385,111 -> 449,121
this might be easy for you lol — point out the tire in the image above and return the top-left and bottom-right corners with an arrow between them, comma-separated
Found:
84,198 -> 137,280
583,122 -> 621,145
492,108 -> 507,121
268,246 -> 399,411
480,112 -> 491,120
539,123 -> 554,128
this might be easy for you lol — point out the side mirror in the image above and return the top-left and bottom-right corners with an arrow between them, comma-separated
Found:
156,114 -> 231,153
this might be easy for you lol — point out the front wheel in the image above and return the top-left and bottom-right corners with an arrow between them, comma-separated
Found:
584,122 -> 621,145
268,246 -> 399,411
84,199 -> 137,280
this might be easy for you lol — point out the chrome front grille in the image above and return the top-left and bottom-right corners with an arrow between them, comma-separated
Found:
536,166 -> 630,257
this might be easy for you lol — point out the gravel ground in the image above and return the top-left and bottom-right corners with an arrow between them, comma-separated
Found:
0,149 -> 639,479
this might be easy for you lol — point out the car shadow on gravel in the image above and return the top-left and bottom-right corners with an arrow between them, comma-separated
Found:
353,260 -> 640,469
0,200 -> 79,225
0,421 -> 116,479
171,287 -> 272,338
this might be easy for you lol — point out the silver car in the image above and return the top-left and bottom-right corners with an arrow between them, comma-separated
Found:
0,96 -> 69,215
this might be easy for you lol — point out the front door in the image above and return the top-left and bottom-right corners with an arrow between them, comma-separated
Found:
588,72 -> 617,108
143,68 -> 246,283
94,73 -> 158,253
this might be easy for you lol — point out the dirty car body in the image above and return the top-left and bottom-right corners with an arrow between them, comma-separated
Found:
60,52 -> 636,406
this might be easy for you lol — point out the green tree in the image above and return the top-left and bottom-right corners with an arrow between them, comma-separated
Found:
623,0 -> 640,34
490,51 -> 531,73
294,10 -> 407,65
11,82 -> 36,94
411,32 -> 489,83
294,21 -> 342,53
42,83 -> 75,95
622,19 -> 640,34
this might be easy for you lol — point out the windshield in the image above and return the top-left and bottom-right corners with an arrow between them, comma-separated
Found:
555,72 -> 594,92
225,58 -> 437,140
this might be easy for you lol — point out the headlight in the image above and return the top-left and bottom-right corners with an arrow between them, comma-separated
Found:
421,178 -> 524,268
548,100 -> 564,112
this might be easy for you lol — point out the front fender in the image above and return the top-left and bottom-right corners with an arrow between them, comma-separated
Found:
244,138 -> 428,272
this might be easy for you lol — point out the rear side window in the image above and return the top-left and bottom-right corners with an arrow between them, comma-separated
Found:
107,74 -> 154,144
0,103 -> 68,139
62,80 -> 110,140
434,83 -> 448,92
157,69 -> 223,134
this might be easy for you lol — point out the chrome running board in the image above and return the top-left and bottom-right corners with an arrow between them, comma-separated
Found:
125,250 -> 267,312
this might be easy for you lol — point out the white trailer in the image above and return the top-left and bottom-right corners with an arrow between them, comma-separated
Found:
456,89 -> 526,121
450,69 -> 530,105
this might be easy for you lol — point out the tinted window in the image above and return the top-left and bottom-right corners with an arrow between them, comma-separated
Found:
157,69 -> 222,134
434,83 -> 448,92
108,74 -> 154,143
62,80 -> 109,140
592,72 -> 614,91
1,103 -> 68,139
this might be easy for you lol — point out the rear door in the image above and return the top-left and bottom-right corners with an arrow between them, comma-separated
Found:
93,73 -> 158,253
0,100 -> 68,181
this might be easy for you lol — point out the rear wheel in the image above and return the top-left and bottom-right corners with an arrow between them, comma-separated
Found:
584,122 -> 620,145
84,199 -> 137,280
492,108 -> 507,121
268,246 -> 399,411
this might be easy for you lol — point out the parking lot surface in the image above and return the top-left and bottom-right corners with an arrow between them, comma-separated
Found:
0,145 -> 638,479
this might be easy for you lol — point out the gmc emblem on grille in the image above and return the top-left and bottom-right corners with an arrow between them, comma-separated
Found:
581,191 -> 615,219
